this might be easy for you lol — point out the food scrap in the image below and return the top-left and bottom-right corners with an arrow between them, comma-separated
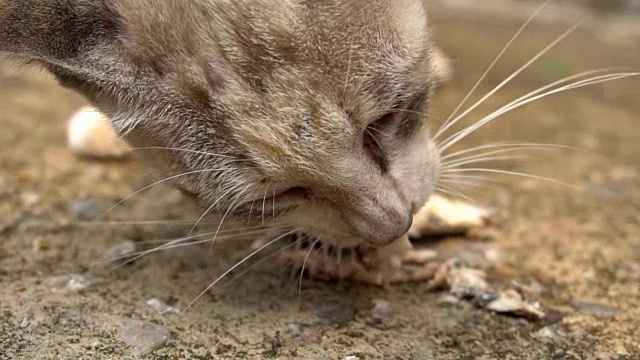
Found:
408,194 -> 496,238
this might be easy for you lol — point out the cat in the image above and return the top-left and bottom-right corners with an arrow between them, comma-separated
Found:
0,0 -> 456,284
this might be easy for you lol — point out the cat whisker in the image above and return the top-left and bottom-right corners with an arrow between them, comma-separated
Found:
434,0 -> 552,139
131,224 -> 285,245
183,229 -> 298,312
442,154 -> 537,169
247,196 -> 258,225
435,185 -> 475,202
365,127 -> 384,150
187,183 -> 242,238
130,146 -> 239,161
441,142 -> 580,161
100,168 -> 227,218
209,191 -> 247,252
441,168 -> 576,189
73,219 -> 218,227
441,146 -> 556,167
299,238 -> 321,302
439,178 -> 491,190
439,71 -> 639,152
440,173 -> 502,183
261,184 -> 271,226
219,241 -> 299,290
97,224 -> 289,268
272,189 -> 277,226
436,21 -> 583,145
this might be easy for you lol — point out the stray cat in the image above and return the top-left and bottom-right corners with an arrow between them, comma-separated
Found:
0,0 -> 454,284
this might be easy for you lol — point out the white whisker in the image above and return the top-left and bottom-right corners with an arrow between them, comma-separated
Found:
435,185 -> 475,202
434,0 -> 552,139
439,178 -> 489,189
220,241 -> 298,290
439,72 -> 639,152
442,155 -> 536,169
442,168 -> 576,189
299,238 -> 320,302
209,191 -> 245,252
436,21 -> 583,145
183,229 -> 297,312
101,169 -> 226,218
74,219 -> 213,226
130,146 -> 238,160
441,142 -> 579,161
187,184 -> 241,238
100,225 -> 288,267
261,185 -> 270,226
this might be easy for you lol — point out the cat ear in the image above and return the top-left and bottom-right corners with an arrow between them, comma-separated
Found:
0,1 -> 122,88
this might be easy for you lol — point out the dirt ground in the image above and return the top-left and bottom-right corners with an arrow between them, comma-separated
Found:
1,2 -> 638,360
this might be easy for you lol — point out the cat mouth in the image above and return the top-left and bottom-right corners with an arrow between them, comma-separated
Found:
244,186 -> 314,204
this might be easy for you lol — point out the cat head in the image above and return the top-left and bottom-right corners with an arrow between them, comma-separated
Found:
1,0 -> 442,246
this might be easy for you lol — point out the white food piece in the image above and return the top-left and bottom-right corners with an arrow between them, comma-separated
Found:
146,298 -> 180,315
409,194 -> 493,237
119,319 -> 169,355
486,289 -> 546,319
47,274 -> 91,294
67,106 -> 132,159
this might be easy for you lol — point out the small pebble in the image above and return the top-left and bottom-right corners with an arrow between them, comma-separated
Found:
119,319 -> 169,355
284,322 -> 306,336
370,299 -> 393,323
534,326 -> 561,339
296,333 -> 322,345
344,356 -> 361,360
20,191 -> 40,207
67,106 -> 132,159
572,301 -> 623,318
544,308 -> 565,324
32,237 -> 51,253
84,166 -> 107,181
146,298 -> 180,315
438,294 -> 461,305
313,301 -> 355,326
47,274 -> 91,294
71,199 -> 101,221
103,241 -> 137,263
472,293 -> 499,308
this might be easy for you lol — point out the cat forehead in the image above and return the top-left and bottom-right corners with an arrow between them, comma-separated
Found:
116,0 -> 429,69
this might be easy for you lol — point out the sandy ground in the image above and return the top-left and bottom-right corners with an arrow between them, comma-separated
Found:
1,2 -> 639,360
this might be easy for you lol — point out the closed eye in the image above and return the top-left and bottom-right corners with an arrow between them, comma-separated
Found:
363,112 -> 398,172
273,186 -> 313,200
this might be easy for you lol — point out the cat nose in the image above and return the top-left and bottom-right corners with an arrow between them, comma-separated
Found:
360,210 -> 413,246
343,187 -> 414,246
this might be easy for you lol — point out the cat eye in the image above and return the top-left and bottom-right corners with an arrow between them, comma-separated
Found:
363,112 -> 398,172
271,186 -> 313,201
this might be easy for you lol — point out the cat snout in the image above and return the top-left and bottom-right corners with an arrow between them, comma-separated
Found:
343,191 -> 413,246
